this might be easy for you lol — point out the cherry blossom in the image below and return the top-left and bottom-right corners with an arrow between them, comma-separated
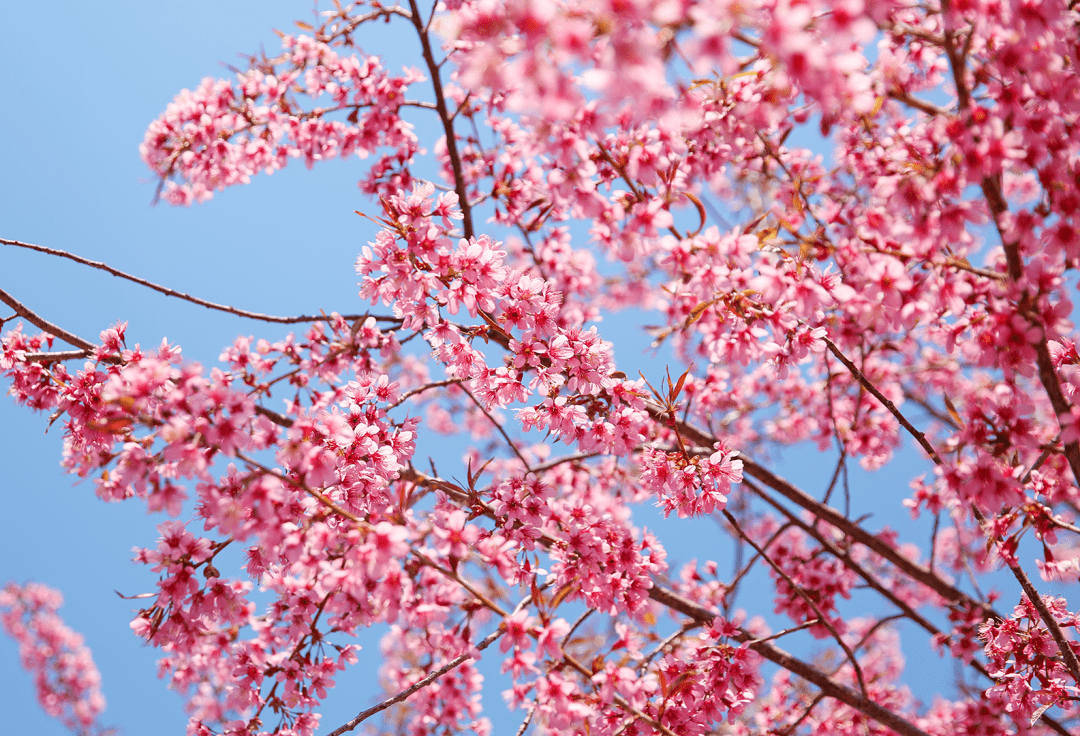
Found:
5,0 -> 1080,734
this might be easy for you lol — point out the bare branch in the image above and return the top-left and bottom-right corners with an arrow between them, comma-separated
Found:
2,238 -> 400,326
406,0 -> 474,239
325,591 -> 536,736
722,509 -> 869,696
0,287 -> 97,351
23,350 -> 94,363
822,337 -> 945,465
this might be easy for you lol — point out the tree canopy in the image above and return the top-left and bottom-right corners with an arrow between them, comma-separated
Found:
3,1 -> 1080,735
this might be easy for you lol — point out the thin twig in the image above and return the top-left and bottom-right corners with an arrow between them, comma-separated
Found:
386,378 -> 463,410
2,238 -> 400,325
562,653 -> 681,736
822,337 -> 944,465
512,701 -> 538,736
405,467 -> 934,736
971,507 -> 1080,685
415,551 -> 508,616
743,476 -> 943,638
722,510 -> 869,696
646,585 -> 933,736
325,591 -> 536,736
236,452 -> 363,524
461,384 -> 532,470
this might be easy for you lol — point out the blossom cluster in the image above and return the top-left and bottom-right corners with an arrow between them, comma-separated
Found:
0,582 -> 106,735
5,0 -> 1080,734
141,34 -> 423,205
980,596 -> 1080,724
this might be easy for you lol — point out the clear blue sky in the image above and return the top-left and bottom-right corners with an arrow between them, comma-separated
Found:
3,3 -> 1072,736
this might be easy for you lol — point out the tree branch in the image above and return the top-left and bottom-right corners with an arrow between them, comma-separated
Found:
406,0 -> 474,240
325,591 -> 535,736
646,585 -> 934,736
0,287 -> 96,351
403,467 -> 933,736
722,510 -> 869,696
2,238 -> 399,326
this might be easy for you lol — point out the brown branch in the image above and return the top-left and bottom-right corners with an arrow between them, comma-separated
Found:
2,238 -> 399,326
0,286 -> 97,351
406,0 -> 474,240
976,179 -> 1080,487
722,510 -> 869,696
403,467 -> 933,736
23,350 -> 94,363
744,477 -> 941,636
970,506 -> 1080,685
235,452 -> 363,524
646,403 -> 1000,619
887,89 -> 950,117
646,585 -> 934,736
386,378 -> 463,410
822,337 -> 945,465
252,404 -> 294,428
562,653 -> 681,736
325,592 -> 533,736
830,331 -> 1080,690
936,17 -> 1080,682
821,337 -> 1080,686
461,384 -> 533,470
414,551 -> 508,616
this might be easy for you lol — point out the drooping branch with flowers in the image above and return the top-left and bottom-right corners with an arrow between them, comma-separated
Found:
4,1 -> 1080,735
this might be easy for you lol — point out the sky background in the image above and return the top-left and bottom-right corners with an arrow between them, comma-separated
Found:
2,3 -> 1076,736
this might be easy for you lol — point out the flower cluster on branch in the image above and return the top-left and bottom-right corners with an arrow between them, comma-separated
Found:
4,0 -> 1080,735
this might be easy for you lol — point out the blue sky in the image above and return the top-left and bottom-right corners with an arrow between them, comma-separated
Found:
3,2 -> 1075,736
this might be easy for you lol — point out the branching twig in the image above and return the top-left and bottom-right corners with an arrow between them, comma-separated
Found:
646,585 -> 934,736
722,510 -> 869,696
325,591 -> 536,736
406,0 -> 474,239
404,467 -> 934,736
236,452 -> 363,524
822,337 -> 944,465
461,385 -> 532,471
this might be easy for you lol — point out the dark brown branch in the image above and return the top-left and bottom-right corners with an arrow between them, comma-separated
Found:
742,477 -> 941,640
404,467 -> 932,736
326,626 -> 500,736
828,337 -> 1080,690
326,591 -> 535,736
254,405 -> 294,428
827,333 -> 1080,688
461,384 -> 532,470
887,89 -> 949,117
646,403 -> 1000,618
822,337 -> 945,465
646,585 -> 934,736
23,350 -> 94,363
970,507 -> 1080,685
936,16 -> 1080,682
406,0 -> 474,240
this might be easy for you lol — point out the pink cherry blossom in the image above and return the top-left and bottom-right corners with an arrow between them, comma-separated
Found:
6,0 -> 1080,734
